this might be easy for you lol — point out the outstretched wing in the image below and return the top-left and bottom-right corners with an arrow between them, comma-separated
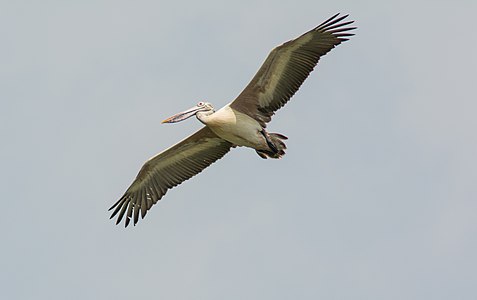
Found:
109,127 -> 233,227
230,13 -> 356,127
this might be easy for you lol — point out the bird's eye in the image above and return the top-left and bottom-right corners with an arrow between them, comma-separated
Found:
198,101 -> 205,106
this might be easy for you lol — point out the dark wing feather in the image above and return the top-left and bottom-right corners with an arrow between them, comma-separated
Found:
229,13 -> 356,127
109,127 -> 233,227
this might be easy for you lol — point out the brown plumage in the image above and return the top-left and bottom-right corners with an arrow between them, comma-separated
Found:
109,127 -> 232,227
230,13 -> 355,127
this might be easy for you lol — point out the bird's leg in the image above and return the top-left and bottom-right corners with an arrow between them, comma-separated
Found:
260,129 -> 278,153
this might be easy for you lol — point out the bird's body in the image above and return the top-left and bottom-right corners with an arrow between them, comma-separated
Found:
110,14 -> 356,227
200,105 -> 267,150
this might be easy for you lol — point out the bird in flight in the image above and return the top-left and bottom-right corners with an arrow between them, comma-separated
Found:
110,13 -> 356,227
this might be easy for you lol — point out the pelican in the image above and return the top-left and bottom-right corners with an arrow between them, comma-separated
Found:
110,14 -> 356,227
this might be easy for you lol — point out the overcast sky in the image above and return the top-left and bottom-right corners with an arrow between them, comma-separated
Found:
1,1 -> 476,299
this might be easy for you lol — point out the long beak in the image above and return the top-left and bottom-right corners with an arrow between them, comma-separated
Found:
161,106 -> 203,124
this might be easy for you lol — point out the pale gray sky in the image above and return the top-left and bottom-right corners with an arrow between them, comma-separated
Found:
1,1 -> 476,299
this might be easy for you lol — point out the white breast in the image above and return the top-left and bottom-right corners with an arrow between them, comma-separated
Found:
203,105 -> 266,149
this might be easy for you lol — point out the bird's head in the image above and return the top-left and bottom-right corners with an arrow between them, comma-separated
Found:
161,101 -> 215,124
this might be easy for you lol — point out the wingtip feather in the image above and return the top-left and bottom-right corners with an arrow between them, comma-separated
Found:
315,13 -> 356,35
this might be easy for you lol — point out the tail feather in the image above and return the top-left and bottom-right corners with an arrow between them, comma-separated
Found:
271,133 -> 288,140
256,133 -> 288,159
